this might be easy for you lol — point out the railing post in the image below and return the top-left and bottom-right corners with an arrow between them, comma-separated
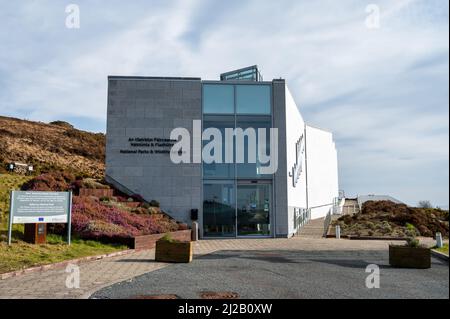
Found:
436,232 -> 443,248
335,225 -> 341,239
191,222 -> 199,241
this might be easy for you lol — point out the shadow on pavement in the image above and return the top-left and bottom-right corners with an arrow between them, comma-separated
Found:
196,249 -> 390,267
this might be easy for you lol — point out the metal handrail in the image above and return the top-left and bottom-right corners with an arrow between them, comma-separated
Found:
294,208 -> 311,234
104,174 -> 142,199
323,209 -> 332,237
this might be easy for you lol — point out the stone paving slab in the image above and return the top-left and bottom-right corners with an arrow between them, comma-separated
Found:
0,237 -> 441,299
0,249 -> 166,299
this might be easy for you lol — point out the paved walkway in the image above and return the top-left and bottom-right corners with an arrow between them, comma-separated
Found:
0,237 -> 441,299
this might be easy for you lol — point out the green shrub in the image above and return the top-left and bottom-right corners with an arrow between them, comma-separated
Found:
405,222 -> 420,237
380,221 -> 392,233
82,178 -> 110,190
148,207 -> 160,215
159,233 -> 174,242
150,200 -> 160,208
365,221 -> 375,230
405,237 -> 421,248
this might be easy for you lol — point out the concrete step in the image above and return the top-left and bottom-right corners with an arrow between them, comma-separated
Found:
297,218 -> 326,238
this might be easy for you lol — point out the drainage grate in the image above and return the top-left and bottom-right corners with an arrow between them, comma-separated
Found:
132,294 -> 180,299
200,292 -> 239,299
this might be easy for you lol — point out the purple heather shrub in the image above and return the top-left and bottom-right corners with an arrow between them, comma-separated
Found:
21,172 -> 182,242
21,171 -> 76,191
71,196 -> 179,240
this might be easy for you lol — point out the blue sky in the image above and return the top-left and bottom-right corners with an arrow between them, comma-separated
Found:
0,0 -> 448,207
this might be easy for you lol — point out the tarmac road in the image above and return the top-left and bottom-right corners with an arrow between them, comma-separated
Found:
91,249 -> 449,299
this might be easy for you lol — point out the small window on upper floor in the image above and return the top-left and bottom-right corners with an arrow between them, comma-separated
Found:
203,84 -> 234,114
236,85 -> 271,115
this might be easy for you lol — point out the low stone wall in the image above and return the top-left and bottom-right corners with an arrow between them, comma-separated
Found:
131,230 -> 192,250
79,188 -> 114,198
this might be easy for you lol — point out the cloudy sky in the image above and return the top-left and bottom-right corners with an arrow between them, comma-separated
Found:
0,0 -> 448,207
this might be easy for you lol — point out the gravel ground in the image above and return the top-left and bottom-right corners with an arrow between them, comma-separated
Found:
91,250 -> 449,299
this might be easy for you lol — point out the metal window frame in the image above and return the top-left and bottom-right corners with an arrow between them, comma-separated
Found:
201,81 -> 275,238
220,65 -> 263,82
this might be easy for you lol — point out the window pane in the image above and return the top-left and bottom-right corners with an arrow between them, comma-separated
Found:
236,85 -> 271,114
236,116 -> 272,178
203,182 -> 236,237
203,84 -> 234,114
203,115 -> 235,179
237,184 -> 271,236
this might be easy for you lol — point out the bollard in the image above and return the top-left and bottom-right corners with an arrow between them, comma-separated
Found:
436,232 -> 443,248
335,225 -> 341,239
191,222 -> 199,242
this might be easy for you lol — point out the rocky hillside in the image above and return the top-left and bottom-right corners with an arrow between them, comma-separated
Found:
0,116 -> 105,178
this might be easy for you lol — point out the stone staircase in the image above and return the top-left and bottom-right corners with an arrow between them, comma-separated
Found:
297,217 -> 326,238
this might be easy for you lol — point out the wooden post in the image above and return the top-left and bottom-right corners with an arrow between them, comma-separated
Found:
24,223 -> 47,244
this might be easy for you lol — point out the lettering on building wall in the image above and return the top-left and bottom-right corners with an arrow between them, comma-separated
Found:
289,134 -> 305,188
119,137 -> 177,155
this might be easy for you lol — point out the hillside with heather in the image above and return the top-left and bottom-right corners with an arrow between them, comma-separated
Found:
0,116 -> 105,178
0,116 -> 186,246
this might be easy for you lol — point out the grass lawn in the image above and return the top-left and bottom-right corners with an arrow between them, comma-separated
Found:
434,244 -> 449,256
0,173 -> 33,226
0,234 -> 128,274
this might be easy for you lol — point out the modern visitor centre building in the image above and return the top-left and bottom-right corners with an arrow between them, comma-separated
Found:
106,66 -> 339,238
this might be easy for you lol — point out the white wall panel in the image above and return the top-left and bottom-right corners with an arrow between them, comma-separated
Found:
305,125 -> 339,219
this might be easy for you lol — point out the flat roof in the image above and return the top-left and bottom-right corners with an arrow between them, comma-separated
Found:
108,76 -> 201,81
202,80 -> 274,85
306,123 -> 333,134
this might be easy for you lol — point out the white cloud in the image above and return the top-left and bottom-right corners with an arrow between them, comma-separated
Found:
0,0 -> 448,206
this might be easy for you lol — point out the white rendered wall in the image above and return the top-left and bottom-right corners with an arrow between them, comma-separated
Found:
305,125 -> 339,219
284,87 -> 308,235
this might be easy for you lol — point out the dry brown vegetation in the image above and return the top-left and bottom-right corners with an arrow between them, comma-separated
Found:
334,200 -> 449,238
0,116 -> 105,178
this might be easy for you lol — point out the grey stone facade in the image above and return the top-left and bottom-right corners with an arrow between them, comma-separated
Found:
105,72 -> 339,239
106,77 -> 202,224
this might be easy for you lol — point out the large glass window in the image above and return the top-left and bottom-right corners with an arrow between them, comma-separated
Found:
236,116 -> 272,179
203,84 -> 234,114
203,182 -> 236,237
202,83 -> 273,238
236,85 -> 271,114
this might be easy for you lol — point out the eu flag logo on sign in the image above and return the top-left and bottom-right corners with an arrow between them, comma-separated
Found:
39,217 -> 44,222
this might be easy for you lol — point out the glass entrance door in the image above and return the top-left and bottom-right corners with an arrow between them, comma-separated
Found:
236,183 -> 271,237
203,182 -> 236,237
